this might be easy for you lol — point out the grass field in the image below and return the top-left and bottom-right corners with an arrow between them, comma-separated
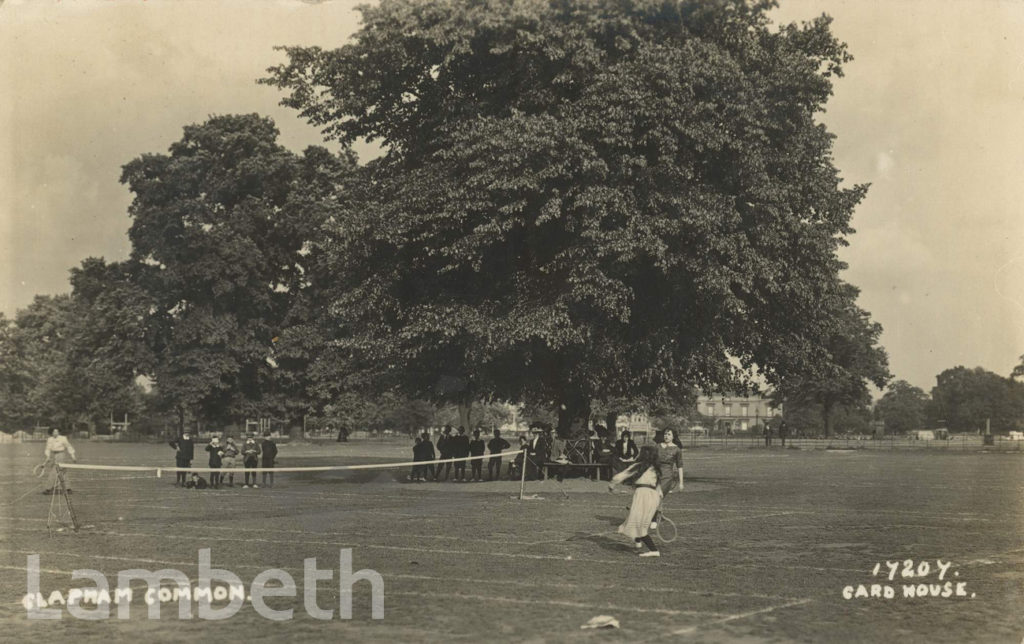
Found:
1,440 -> 1023,642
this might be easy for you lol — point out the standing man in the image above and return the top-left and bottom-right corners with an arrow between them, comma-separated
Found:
527,426 -> 546,480
778,421 -> 789,448
419,431 -> 436,481
487,429 -> 511,480
451,426 -> 471,481
43,428 -> 77,494
261,432 -> 278,488
468,429 -> 486,481
763,423 -> 773,447
434,425 -> 454,481
170,430 -> 194,487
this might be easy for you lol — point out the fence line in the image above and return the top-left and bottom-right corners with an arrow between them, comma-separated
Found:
675,434 -> 1024,452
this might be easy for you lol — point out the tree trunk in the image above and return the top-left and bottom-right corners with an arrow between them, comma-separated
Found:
176,405 -> 186,437
457,400 -> 473,431
556,397 -> 591,439
289,417 -> 303,441
822,401 -> 834,437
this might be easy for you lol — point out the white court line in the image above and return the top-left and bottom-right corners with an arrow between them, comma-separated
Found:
670,598 -> 813,636
0,554 -> 804,603
0,528 -> 869,574
385,589 -> 724,617
174,523 -> 567,547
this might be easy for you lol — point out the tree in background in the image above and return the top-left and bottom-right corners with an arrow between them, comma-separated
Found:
1011,354 -> 1024,381
264,0 -> 878,436
772,284 -> 890,436
0,296 -> 83,431
0,312 -> 36,429
930,366 -> 1024,433
64,258 -> 154,430
120,114 -> 356,436
874,380 -> 929,434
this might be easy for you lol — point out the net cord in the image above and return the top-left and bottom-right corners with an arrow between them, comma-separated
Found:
56,449 -> 528,474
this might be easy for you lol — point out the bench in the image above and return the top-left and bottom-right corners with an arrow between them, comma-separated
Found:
542,461 -> 611,481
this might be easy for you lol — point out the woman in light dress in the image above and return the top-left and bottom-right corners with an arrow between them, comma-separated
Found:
608,445 -> 664,557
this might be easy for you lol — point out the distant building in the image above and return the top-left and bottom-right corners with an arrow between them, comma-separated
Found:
696,394 -> 780,434
615,413 -> 653,438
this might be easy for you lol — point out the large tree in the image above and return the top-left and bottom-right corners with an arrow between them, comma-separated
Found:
772,283 -> 890,436
265,0 -> 876,436
874,379 -> 929,434
930,366 -> 1024,433
120,114 -> 355,436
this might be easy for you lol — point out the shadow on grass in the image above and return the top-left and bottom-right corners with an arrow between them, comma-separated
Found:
567,530 -> 634,553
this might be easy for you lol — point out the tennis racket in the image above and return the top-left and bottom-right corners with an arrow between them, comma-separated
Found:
33,459 -> 52,478
655,513 -> 678,543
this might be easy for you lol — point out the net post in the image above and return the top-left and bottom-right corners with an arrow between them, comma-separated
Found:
47,464 -> 80,536
518,448 -> 526,500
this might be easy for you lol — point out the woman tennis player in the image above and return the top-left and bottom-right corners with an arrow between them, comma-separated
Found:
652,429 -> 684,529
40,428 -> 77,493
608,445 -> 663,557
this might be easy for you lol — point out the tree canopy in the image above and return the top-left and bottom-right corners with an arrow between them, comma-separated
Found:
930,366 -> 1024,433
120,114 -> 357,433
263,0 -> 875,435
874,379 -> 929,434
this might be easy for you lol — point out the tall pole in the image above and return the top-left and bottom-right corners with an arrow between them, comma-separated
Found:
519,448 -> 527,500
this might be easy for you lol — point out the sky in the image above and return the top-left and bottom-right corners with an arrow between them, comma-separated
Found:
2,0 -> 1023,394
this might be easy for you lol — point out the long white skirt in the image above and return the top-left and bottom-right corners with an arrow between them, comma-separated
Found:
618,487 -> 662,539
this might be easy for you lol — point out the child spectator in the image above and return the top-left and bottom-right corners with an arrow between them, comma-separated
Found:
221,437 -> 239,487
186,472 -> 209,489
205,437 -> 224,489
242,435 -> 261,488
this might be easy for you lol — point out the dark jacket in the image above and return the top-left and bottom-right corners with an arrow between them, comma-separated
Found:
416,439 -> 436,461
487,437 -> 511,455
614,438 -> 638,461
437,434 -> 452,457
206,443 -> 223,468
261,438 -> 278,464
469,438 -> 486,457
170,436 -> 195,461
451,434 -> 471,458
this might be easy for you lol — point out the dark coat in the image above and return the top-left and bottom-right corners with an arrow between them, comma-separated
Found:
469,438 -> 486,457
487,437 -> 511,455
451,434 -> 471,458
205,443 -> 223,468
614,438 -> 638,461
416,439 -> 436,461
437,434 -> 453,457
261,438 -> 278,464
